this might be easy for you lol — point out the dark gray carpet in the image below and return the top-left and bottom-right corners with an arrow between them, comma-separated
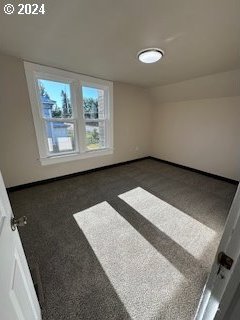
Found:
9,159 -> 237,320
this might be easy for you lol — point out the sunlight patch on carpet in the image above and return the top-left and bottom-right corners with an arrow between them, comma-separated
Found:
74,201 -> 186,320
118,187 -> 216,260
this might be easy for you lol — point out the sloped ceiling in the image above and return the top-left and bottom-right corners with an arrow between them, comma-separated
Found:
0,0 -> 239,87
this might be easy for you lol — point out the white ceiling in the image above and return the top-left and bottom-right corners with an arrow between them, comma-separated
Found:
0,0 -> 239,87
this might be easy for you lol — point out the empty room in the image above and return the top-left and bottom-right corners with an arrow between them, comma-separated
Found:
0,1 -> 240,320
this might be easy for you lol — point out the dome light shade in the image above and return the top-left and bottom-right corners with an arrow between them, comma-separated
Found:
137,48 -> 164,63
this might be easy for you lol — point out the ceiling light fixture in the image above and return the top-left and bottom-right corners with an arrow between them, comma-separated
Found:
137,48 -> 164,64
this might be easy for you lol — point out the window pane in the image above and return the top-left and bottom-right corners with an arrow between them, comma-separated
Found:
82,86 -> 105,119
38,79 -> 72,119
45,121 -> 75,153
85,121 -> 105,150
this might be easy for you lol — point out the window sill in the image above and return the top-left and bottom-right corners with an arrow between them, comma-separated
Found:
39,148 -> 113,166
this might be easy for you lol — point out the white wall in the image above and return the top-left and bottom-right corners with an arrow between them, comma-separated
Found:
150,70 -> 240,181
0,54 -> 239,186
0,54 -> 151,187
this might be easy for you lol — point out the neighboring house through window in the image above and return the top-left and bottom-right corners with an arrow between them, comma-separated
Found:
24,62 -> 113,165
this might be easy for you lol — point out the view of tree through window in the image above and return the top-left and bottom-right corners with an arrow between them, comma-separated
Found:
37,81 -> 106,152
38,80 -> 72,119
25,62 -> 112,162
82,87 -> 105,150
83,98 -> 99,119
38,80 -> 74,153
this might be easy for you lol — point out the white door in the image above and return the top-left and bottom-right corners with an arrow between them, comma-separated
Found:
195,183 -> 240,320
0,172 -> 42,320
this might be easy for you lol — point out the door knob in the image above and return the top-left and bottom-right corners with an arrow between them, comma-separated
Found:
11,216 -> 27,231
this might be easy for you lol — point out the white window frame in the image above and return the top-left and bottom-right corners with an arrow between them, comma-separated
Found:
24,62 -> 113,165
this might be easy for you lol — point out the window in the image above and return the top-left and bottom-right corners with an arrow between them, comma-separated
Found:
82,86 -> 107,151
24,62 -> 113,165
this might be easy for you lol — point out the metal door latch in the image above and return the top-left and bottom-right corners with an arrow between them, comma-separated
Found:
218,251 -> 234,271
11,216 -> 27,231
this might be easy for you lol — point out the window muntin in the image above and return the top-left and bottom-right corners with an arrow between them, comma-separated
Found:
24,62 -> 113,164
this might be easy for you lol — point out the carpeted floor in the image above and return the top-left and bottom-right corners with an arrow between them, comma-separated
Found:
9,159 -> 237,320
